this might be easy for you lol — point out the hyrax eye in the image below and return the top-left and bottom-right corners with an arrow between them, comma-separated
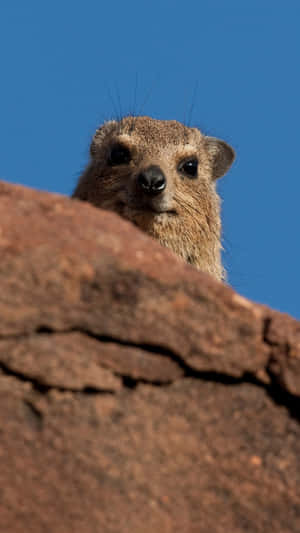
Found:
108,143 -> 131,166
178,158 -> 198,179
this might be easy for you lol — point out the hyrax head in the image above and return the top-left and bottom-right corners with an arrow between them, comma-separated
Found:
73,116 -> 235,280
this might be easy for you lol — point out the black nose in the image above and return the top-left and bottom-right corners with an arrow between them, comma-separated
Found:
137,166 -> 166,196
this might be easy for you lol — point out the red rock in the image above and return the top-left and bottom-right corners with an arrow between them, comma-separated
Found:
0,181 -> 299,532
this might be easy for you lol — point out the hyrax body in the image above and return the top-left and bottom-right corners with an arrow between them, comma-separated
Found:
73,116 -> 235,280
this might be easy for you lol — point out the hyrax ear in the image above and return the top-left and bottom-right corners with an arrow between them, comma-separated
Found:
204,137 -> 235,179
90,120 -> 117,158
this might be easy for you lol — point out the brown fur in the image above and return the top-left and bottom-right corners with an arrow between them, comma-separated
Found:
73,116 -> 235,280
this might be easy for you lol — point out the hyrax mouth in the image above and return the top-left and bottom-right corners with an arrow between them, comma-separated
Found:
120,202 -> 178,218
137,205 -> 177,216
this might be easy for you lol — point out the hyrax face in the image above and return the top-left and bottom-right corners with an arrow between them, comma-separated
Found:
73,116 -> 235,280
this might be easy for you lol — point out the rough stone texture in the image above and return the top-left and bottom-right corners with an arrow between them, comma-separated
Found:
0,181 -> 299,533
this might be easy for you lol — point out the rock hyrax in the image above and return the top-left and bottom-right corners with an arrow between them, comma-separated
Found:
73,116 -> 235,280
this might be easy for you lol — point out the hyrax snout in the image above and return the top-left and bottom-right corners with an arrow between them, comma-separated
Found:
137,165 -> 166,197
73,116 -> 235,280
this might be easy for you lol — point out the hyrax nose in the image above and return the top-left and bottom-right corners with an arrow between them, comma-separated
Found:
137,165 -> 166,196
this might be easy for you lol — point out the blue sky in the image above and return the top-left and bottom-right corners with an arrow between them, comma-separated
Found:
0,1 -> 299,318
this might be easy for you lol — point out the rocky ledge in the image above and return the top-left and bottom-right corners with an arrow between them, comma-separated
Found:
0,181 -> 299,533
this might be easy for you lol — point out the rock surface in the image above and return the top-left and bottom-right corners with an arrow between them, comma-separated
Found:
0,181 -> 299,533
